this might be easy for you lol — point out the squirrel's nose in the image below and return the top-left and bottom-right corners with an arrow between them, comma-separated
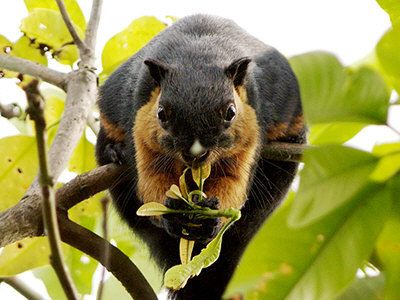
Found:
182,139 -> 209,164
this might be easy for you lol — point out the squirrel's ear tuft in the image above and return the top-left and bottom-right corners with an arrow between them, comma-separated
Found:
144,58 -> 169,85
225,57 -> 251,87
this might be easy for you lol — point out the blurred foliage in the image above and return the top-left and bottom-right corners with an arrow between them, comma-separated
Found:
0,0 -> 399,299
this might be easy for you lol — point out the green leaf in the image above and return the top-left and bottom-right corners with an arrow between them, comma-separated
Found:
12,35 -> 47,66
100,16 -> 166,81
377,0 -> 400,23
33,266 -> 67,300
0,237 -> 50,276
226,185 -> 391,300
288,145 -> 378,227
68,134 -> 96,174
375,190 -> 400,299
308,122 -> 366,146
0,34 -> 12,51
65,247 -> 98,296
136,202 -> 171,216
20,8 -> 82,66
370,143 -> 400,182
0,136 -> 38,212
24,0 -> 86,32
336,275 -> 385,300
290,52 -> 389,125
376,20 -> 400,94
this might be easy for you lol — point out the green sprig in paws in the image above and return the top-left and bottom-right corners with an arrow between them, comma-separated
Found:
136,164 -> 241,290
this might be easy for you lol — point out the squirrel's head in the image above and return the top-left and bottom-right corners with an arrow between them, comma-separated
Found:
141,57 -> 256,168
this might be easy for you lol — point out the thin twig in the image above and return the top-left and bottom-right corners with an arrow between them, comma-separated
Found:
0,276 -> 44,300
55,0 -> 86,52
0,53 -> 67,90
24,80 -> 79,300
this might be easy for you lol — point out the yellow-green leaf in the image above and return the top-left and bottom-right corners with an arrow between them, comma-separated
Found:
68,134 -> 96,174
136,202 -> 171,216
0,237 -> 50,276
166,184 -> 182,199
180,238 -> 195,265
12,35 -> 47,66
20,8 -> 83,66
24,0 -> 87,32
179,168 -> 189,199
101,16 -> 166,80
370,153 -> 400,182
0,136 -> 38,212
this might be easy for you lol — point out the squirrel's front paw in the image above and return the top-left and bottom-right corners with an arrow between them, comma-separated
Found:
161,196 -> 221,244
104,142 -> 128,165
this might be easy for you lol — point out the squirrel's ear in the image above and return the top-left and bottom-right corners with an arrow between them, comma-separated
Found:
144,58 -> 169,85
225,57 -> 251,87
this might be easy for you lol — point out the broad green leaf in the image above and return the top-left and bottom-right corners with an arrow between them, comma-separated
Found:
336,275 -> 385,300
288,145 -> 378,227
136,202 -> 171,216
65,247 -> 98,296
100,16 -> 166,81
24,0 -> 86,32
102,275 -> 131,300
0,136 -> 38,211
376,20 -> 400,94
20,8 -> 82,66
0,237 -> 50,276
68,134 -> 96,173
0,34 -> 11,51
370,143 -> 400,182
308,122 -> 366,146
377,0 -> 400,23
43,93 -> 65,144
290,52 -> 389,125
12,35 -> 47,66
226,185 -> 391,300
68,192 -> 103,232
33,266 -> 67,300
375,197 -> 400,299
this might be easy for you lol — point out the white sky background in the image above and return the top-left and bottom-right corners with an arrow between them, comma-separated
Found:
0,0 -> 398,299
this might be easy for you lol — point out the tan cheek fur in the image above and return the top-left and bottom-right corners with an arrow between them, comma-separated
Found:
133,87 -> 184,204
204,87 -> 260,210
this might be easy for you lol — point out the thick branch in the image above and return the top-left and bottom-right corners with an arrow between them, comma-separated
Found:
59,215 -> 157,300
0,164 -> 126,248
0,53 -> 67,90
55,0 -> 86,52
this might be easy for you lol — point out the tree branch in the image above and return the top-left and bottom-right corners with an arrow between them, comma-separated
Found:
58,215 -> 158,300
25,80 -> 79,300
0,53 -> 67,90
0,276 -> 44,300
85,0 -> 103,60
55,0 -> 86,52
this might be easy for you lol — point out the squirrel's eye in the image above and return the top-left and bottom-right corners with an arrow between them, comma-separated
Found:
224,104 -> 236,122
157,106 -> 168,123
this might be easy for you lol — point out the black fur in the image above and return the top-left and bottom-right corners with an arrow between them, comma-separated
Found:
96,14 -> 305,299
